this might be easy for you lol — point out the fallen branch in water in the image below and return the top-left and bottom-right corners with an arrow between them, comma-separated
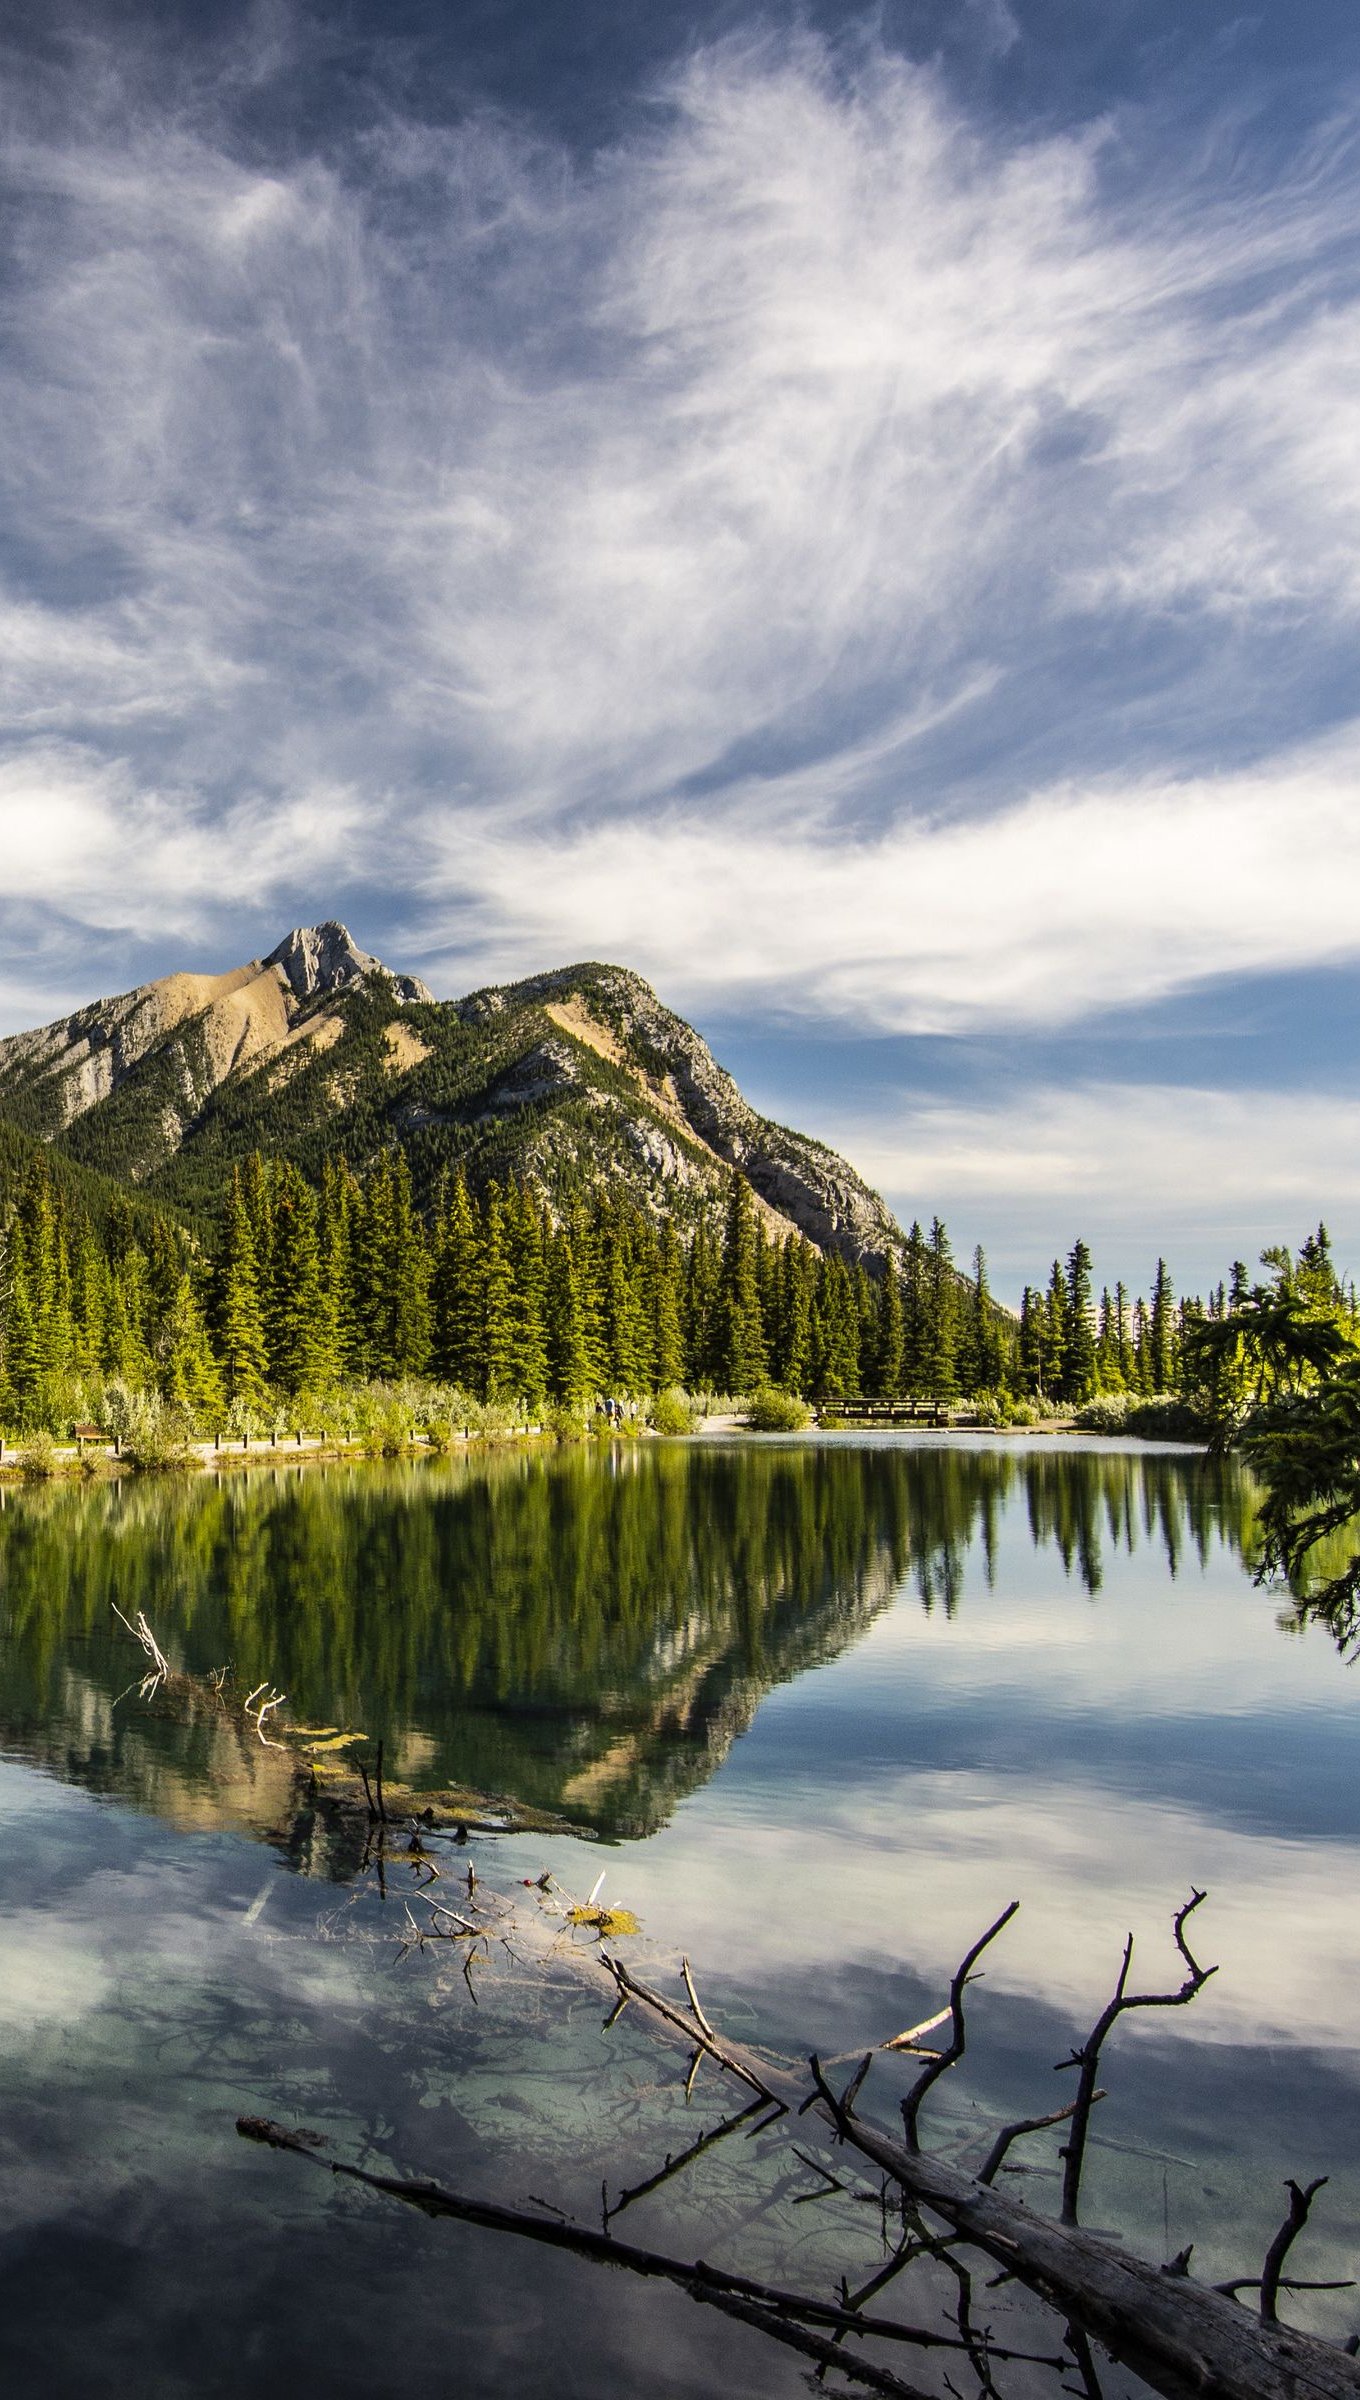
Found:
240,1882 -> 1360,2400
235,2115 -> 1064,2392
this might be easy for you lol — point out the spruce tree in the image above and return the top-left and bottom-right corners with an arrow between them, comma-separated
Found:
545,1224 -> 592,1405
1063,1239 -> 1097,1403
1149,1258 -> 1177,1393
715,1177 -> 767,1393
871,1260 -> 905,1398
924,1218 -> 958,1403
159,1272 -> 225,1421
215,1172 -> 270,1412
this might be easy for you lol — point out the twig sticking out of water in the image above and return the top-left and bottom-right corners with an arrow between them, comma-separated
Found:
899,1901 -> 1019,2153
242,1683 -> 289,1747
1054,1891 -> 1215,2227
112,1605 -> 172,1699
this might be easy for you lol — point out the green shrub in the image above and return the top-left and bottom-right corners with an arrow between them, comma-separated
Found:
121,1394 -> 199,1473
649,1387 -> 698,1435
1124,1395 -> 1213,1442
17,1428 -> 59,1478
746,1387 -> 812,1432
1074,1393 -> 1132,1433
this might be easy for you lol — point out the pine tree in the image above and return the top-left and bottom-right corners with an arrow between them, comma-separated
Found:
901,1222 -> 929,1395
1017,1287 -> 1044,1397
773,1237 -> 815,1395
360,1150 -> 431,1378
545,1224 -> 592,1406
647,1221 -> 687,1391
957,1245 -> 997,1396
1149,1258 -> 1177,1393
106,1244 -> 156,1390
1063,1239 -> 1097,1403
715,1177 -> 767,1392
159,1271 -> 226,1420
924,1219 -> 958,1403
871,1261 -> 905,1398
504,1183 -> 550,1407
684,1214 -> 722,1388
478,1184 -> 517,1399
814,1253 -> 859,1395
270,1164 -> 332,1394
1095,1288 -> 1124,1390
215,1173 -> 270,1412
1131,1295 -> 1153,1393
1042,1260 -> 1068,1400
320,1161 -> 363,1379
430,1171 -> 480,1389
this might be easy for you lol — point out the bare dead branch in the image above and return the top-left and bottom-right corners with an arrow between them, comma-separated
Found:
881,2006 -> 952,2056
978,2094 -> 1106,2188
236,2116 -> 1015,2392
680,1957 -> 717,2047
1258,2179 -> 1330,2325
601,1953 -> 788,2111
900,1902 -> 1020,2152
604,2098 -> 769,2226
1056,1891 -> 1215,2225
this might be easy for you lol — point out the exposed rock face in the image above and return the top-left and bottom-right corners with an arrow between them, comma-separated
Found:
266,923 -> 432,1007
463,963 -> 906,1269
0,923 -> 431,1170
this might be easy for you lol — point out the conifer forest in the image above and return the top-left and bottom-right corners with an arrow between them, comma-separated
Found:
2,1131 -> 1338,1441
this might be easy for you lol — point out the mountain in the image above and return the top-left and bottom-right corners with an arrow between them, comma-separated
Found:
0,924 -> 907,1267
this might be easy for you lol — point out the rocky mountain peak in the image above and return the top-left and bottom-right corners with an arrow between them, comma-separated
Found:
265,923 -> 433,1007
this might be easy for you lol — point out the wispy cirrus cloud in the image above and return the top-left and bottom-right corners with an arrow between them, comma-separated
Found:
0,12 -> 1358,1274
0,22 -> 1357,866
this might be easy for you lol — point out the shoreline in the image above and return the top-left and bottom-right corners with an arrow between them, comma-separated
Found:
0,1412 -> 1207,1484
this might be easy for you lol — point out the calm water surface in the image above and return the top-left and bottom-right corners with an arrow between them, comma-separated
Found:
1,1436 -> 1356,2397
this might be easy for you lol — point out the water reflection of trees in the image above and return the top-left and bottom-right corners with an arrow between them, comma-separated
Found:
0,1442 -> 1258,1842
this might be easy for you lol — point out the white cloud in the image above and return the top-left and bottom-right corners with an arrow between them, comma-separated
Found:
0,23 -> 1358,1064
822,1080 -> 1360,1289
0,745 -> 362,940
414,726 -> 1360,1031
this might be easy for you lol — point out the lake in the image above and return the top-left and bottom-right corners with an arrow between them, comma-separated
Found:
1,1435 -> 1356,2397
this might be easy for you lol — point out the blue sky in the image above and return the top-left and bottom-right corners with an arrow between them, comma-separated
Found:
1,0 -> 1357,1298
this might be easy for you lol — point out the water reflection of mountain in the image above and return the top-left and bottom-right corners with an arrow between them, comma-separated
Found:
0,1441 -> 1258,1852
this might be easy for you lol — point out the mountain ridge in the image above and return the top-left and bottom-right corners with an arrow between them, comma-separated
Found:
0,925 -> 909,1269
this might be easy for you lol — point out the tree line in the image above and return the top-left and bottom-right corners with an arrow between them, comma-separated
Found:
0,1139 -> 1296,1434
